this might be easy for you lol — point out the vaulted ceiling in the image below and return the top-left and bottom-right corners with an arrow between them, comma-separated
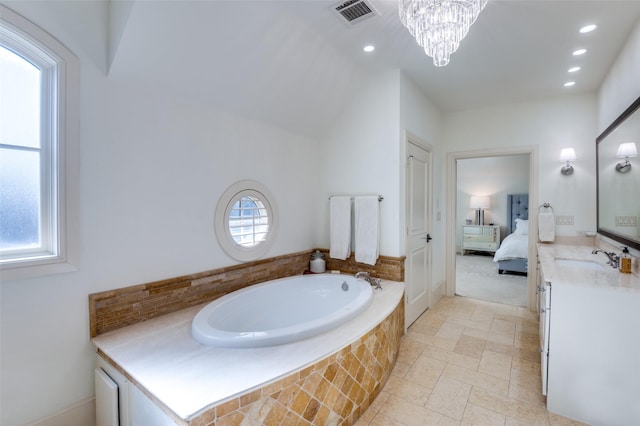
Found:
108,1 -> 640,138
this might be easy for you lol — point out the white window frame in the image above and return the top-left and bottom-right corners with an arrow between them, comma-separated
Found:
215,180 -> 278,262
0,5 -> 79,280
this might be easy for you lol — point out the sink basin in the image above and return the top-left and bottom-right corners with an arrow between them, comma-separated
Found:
554,258 -> 606,271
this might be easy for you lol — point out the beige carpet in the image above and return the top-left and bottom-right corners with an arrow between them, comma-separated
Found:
455,254 -> 527,307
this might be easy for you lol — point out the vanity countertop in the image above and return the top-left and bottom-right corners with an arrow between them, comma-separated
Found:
92,279 -> 404,421
537,243 -> 640,290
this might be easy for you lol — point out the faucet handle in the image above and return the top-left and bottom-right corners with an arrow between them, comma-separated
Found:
372,278 -> 382,290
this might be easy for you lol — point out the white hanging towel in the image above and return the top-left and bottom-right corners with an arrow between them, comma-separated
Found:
538,211 -> 556,242
354,196 -> 380,265
329,196 -> 351,260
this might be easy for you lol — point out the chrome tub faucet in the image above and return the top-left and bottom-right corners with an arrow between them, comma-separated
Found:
355,271 -> 382,290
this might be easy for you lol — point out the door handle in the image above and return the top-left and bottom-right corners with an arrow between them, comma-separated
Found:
423,234 -> 433,243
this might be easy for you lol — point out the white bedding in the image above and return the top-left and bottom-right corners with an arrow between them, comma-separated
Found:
493,233 -> 528,262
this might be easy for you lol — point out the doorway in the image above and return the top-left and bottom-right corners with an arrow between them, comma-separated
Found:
455,155 -> 529,307
445,148 -> 539,312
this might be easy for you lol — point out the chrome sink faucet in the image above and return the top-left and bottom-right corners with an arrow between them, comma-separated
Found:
592,249 -> 620,268
355,271 -> 382,290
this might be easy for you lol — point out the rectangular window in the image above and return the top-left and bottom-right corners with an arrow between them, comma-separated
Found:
1,4 -> 79,279
0,46 -> 47,260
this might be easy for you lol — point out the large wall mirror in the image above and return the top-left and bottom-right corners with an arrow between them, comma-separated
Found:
597,95 -> 640,251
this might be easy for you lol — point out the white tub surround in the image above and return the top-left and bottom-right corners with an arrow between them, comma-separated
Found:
537,244 -> 640,425
93,280 -> 404,424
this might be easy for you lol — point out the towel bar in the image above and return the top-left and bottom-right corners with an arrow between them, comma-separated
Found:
538,203 -> 553,212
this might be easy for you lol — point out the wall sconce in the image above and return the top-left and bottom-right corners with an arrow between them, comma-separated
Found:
615,142 -> 638,173
470,195 -> 490,225
560,148 -> 576,175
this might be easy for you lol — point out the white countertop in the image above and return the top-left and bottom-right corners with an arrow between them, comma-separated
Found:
92,279 -> 404,421
537,243 -> 640,291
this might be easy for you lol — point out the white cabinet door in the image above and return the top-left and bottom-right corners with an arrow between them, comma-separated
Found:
97,354 -> 176,426
538,278 -> 550,396
547,283 -> 640,424
95,368 -> 119,426
129,385 -> 175,426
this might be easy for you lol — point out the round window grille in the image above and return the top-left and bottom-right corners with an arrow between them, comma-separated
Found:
215,181 -> 277,261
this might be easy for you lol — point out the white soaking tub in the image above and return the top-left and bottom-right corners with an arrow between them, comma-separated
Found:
191,274 -> 373,348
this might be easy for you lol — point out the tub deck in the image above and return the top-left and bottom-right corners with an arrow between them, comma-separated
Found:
92,279 -> 404,423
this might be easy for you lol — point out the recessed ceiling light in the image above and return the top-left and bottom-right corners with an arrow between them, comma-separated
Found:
580,24 -> 597,33
568,66 -> 581,73
363,45 -> 375,53
564,81 -> 576,87
573,49 -> 587,56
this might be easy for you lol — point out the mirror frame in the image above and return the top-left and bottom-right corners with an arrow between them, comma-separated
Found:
596,95 -> 640,251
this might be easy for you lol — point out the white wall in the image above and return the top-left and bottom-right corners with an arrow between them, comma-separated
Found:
317,70 -> 401,257
315,71 -> 443,262
444,94 -> 598,237
598,20 -> 640,133
0,3 -> 321,425
398,74 -> 445,295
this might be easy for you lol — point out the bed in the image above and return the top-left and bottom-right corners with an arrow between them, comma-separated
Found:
493,194 -> 529,275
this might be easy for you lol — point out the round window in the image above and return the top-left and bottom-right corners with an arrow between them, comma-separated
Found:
215,180 -> 277,261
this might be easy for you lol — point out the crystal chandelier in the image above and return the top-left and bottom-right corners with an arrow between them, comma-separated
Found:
399,0 -> 488,67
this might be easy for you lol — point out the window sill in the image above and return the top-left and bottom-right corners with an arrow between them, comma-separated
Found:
0,258 -> 78,281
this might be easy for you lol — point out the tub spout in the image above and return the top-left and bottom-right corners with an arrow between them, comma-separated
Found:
355,271 -> 370,281
355,271 -> 382,290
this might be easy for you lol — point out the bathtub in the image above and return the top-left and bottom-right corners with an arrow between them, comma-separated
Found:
93,278 -> 404,424
191,274 -> 373,348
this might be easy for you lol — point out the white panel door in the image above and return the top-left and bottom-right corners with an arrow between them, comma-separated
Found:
405,142 -> 432,327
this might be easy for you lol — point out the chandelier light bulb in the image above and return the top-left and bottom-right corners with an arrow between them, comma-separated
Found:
399,0 -> 488,67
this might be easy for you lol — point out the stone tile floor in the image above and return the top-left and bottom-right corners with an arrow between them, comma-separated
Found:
355,296 -> 587,425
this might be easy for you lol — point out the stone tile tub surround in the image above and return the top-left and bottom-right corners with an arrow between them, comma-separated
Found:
89,249 -> 405,337
93,280 -> 404,425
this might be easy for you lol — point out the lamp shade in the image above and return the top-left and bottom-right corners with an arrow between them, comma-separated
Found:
560,148 -> 576,162
470,195 -> 490,209
616,142 -> 638,158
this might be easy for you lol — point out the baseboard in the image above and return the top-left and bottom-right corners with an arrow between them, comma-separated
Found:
30,397 -> 95,426
431,280 -> 445,306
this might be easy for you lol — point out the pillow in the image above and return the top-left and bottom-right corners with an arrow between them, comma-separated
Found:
514,218 -> 529,235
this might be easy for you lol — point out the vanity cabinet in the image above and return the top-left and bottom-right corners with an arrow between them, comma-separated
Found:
538,250 -> 640,425
537,266 -> 550,397
96,355 -> 175,426
461,225 -> 500,255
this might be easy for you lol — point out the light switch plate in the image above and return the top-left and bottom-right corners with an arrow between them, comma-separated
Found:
555,215 -> 574,225
615,216 -> 637,226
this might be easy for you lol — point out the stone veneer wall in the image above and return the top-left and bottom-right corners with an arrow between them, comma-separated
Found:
89,249 -> 405,337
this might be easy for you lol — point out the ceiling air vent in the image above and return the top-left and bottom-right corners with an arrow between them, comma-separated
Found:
332,0 -> 380,26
